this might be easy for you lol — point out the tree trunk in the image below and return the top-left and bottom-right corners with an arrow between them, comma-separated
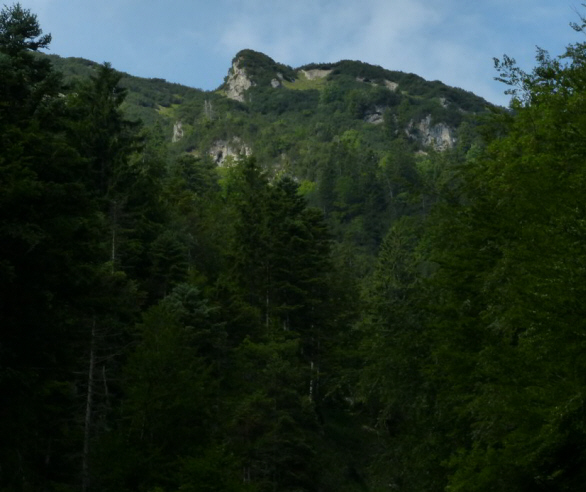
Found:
82,319 -> 96,492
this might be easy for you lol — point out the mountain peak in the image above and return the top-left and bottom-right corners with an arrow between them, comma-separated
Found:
232,49 -> 277,66
224,49 -> 296,101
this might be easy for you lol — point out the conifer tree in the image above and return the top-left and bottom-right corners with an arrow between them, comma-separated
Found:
0,4 -> 112,488
359,14 -> 586,490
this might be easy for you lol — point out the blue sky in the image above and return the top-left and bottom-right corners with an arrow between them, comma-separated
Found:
16,0 -> 585,106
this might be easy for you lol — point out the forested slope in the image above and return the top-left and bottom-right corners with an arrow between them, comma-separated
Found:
3,3 -> 586,491
46,44 -> 491,269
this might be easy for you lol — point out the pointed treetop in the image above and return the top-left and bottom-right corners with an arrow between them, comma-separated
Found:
0,2 -> 51,55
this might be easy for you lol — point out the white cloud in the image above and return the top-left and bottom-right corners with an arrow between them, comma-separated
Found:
218,0 -> 437,64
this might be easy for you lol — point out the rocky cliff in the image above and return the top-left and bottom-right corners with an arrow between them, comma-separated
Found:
225,59 -> 254,102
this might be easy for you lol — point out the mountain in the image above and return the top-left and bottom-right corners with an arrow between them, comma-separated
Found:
10,4 -> 586,489
47,48 -> 491,155
9,49 -> 492,490
44,48 -> 491,261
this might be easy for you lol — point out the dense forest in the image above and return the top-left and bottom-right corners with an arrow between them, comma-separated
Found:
3,3 -> 586,491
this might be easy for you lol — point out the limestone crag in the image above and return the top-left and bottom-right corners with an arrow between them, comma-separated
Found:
407,114 -> 456,150
225,60 -> 254,102
209,137 -> 252,165
271,73 -> 286,88
172,121 -> 184,143
363,105 -> 386,124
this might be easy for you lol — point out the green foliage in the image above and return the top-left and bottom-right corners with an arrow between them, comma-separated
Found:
0,3 -> 531,491
93,285 -> 224,491
436,39 -> 586,489
359,17 -> 586,491
0,6 -> 145,490
249,85 -> 320,115
0,2 -> 50,54
178,447 -> 257,492
45,34 -> 490,271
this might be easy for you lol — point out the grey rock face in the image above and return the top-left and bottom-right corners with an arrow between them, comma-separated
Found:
226,60 -> 254,102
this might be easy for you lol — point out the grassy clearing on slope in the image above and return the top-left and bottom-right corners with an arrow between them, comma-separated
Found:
283,70 -> 330,91
157,103 -> 181,116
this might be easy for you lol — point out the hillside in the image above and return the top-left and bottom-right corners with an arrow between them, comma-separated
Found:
47,48 -> 491,155
8,2 -> 586,490
47,49 -> 491,260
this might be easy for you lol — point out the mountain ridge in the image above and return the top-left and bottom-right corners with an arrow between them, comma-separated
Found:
44,49 -> 492,171
45,48 -> 492,112
222,49 -> 491,111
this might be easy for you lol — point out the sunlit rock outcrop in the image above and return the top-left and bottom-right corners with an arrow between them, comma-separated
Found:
407,114 -> 456,150
209,137 -> 252,165
225,59 -> 254,102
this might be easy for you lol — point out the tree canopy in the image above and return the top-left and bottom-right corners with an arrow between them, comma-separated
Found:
3,2 -> 586,491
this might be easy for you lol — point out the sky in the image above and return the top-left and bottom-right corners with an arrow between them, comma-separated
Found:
15,0 -> 586,107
